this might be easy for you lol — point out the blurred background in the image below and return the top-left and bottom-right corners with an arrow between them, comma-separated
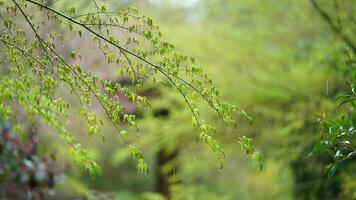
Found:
2,0 -> 356,199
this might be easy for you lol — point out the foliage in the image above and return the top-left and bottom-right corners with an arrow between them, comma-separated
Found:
0,0 -> 250,177
239,136 -> 262,170
309,0 -> 356,175
1,0 -> 355,199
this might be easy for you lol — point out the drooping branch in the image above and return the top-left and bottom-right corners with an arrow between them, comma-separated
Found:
21,0 -> 230,126
0,0 -> 247,173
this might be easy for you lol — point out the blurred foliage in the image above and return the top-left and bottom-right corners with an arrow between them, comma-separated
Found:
0,114 -> 64,199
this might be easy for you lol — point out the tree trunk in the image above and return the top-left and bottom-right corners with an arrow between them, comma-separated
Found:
156,147 -> 179,200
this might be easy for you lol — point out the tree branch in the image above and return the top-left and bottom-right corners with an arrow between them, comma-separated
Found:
310,0 -> 356,53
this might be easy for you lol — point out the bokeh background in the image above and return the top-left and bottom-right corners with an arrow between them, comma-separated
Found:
5,0 -> 355,199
